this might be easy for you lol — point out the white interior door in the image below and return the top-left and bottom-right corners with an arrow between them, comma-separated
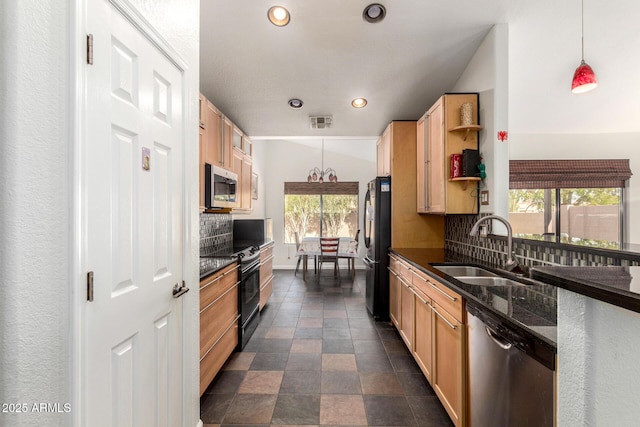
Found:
84,1 -> 185,425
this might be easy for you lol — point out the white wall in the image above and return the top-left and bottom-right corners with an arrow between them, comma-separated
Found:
558,289 -> 640,425
260,139 -> 376,269
0,1 -> 200,426
1,2 -> 73,426
453,24 -> 509,221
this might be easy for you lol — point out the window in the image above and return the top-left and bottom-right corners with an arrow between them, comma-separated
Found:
508,160 -> 631,249
284,182 -> 359,244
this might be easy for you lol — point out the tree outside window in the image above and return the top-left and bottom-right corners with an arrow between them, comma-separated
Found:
284,182 -> 359,244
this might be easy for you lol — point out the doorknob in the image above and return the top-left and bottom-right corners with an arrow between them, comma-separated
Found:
172,281 -> 190,298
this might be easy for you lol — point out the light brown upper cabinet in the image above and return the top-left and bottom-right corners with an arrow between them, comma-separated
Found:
231,146 -> 253,212
382,121 -> 444,248
417,93 -> 482,214
202,98 -> 222,168
199,93 -> 252,212
220,115 -> 233,170
376,125 -> 391,176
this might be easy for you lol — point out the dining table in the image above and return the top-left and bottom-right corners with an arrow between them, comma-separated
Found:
296,236 -> 359,280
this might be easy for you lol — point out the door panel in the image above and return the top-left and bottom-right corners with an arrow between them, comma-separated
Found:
85,1 -> 185,425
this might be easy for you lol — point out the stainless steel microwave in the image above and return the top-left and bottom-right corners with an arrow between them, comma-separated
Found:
205,163 -> 238,208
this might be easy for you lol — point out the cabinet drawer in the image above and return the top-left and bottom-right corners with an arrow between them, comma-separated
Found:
260,243 -> 273,262
200,283 -> 238,359
200,319 -> 238,396
389,254 -> 400,274
260,257 -> 273,287
200,263 -> 238,312
397,258 -> 412,282
412,269 -> 463,323
260,274 -> 273,310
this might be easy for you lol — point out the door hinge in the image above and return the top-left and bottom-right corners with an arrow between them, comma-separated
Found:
86,34 -> 94,65
87,271 -> 94,302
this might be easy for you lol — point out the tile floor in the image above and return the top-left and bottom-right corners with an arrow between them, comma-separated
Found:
201,268 -> 454,427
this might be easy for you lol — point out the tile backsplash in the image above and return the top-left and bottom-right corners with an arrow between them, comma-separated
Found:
445,214 -> 640,268
200,213 -> 232,256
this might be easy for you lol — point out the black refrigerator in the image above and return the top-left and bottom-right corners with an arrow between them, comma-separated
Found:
363,176 -> 391,320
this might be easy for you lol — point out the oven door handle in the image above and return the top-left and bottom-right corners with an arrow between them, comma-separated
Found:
242,260 -> 261,276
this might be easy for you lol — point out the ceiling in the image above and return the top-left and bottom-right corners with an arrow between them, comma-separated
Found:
199,0 -> 528,139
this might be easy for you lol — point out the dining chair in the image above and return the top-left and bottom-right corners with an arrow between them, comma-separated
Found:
318,237 -> 340,283
339,229 -> 360,280
294,231 -> 302,276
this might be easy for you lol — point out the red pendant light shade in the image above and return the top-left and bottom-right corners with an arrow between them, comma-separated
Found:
571,60 -> 598,93
571,0 -> 598,94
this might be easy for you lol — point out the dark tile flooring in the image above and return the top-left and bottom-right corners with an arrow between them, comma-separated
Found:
201,269 -> 454,427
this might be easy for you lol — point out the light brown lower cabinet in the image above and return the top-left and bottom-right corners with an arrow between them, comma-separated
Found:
389,257 -> 402,328
200,262 -> 239,396
399,275 -> 415,350
390,254 -> 467,427
412,286 -> 433,383
431,300 -> 465,426
259,242 -> 274,310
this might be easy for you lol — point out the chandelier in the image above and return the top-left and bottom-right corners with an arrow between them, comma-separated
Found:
307,140 -> 338,183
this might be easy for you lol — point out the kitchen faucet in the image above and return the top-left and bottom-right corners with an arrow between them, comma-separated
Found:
470,215 -> 521,273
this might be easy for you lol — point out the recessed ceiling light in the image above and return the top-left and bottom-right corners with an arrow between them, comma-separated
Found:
351,98 -> 368,108
363,3 -> 386,23
288,98 -> 303,108
268,6 -> 290,27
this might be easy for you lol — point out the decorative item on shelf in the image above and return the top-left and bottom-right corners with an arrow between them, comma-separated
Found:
307,139 -> 338,183
462,149 -> 481,177
450,154 -> 462,179
571,0 -> 598,93
460,102 -> 473,126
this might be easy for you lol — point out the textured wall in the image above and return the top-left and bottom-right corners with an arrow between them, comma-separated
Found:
557,289 -> 640,425
0,0 -> 200,426
0,1 -> 72,426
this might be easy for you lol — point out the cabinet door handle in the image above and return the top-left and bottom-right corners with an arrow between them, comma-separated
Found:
412,272 -> 427,282
398,276 -> 412,289
200,280 -> 240,314
429,281 -> 457,302
413,288 -> 429,305
222,265 -> 240,277
431,305 -> 457,330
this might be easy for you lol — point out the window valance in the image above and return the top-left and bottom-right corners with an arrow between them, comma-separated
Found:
284,182 -> 359,195
509,159 -> 632,189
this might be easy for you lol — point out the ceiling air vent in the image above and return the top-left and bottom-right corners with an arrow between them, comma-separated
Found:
310,115 -> 332,129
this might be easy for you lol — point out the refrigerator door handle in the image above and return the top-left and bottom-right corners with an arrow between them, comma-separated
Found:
363,256 -> 378,267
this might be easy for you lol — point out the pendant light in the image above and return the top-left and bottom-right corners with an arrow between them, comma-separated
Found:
571,0 -> 598,93
307,140 -> 338,183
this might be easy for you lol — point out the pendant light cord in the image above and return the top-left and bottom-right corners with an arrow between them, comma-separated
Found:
581,0 -> 585,60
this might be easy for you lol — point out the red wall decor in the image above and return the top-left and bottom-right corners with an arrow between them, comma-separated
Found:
497,130 -> 508,142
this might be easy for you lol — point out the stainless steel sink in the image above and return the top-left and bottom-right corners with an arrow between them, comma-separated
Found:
455,277 -> 527,287
434,265 -> 498,278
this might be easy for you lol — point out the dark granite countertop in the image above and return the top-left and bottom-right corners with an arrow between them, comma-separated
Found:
390,248 -> 557,363
531,266 -> 640,314
259,239 -> 274,249
199,256 -> 237,280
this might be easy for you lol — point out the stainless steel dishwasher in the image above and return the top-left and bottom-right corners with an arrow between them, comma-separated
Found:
466,302 -> 555,427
